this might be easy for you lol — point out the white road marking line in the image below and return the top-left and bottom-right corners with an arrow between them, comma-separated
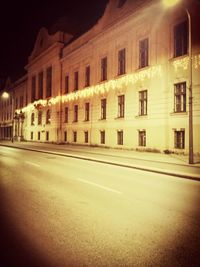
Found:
76,178 -> 122,194
25,161 -> 41,167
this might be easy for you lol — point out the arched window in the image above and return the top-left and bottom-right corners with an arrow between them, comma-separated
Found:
38,111 -> 42,125
46,109 -> 51,124
31,113 -> 35,125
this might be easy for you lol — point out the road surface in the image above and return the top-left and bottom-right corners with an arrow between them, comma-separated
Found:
0,146 -> 200,267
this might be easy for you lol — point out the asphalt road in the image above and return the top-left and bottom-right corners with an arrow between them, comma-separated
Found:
0,146 -> 200,267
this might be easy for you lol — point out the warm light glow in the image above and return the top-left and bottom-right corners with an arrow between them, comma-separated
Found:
2,92 -> 9,99
16,65 -> 162,114
163,0 -> 180,7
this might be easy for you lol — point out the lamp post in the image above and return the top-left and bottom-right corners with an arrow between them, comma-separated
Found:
163,0 -> 194,164
1,91 -> 14,142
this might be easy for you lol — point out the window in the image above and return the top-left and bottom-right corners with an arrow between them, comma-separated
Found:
46,109 -> 51,124
64,131 -> 67,142
117,130 -> 123,145
65,75 -> 69,94
84,131 -> 89,143
174,82 -> 186,112
15,98 -> 18,109
85,66 -> 90,87
139,38 -> 149,68
31,76 -> 36,102
31,132 -> 33,140
101,57 -> 107,81
85,103 -> 90,121
118,95 -> 125,118
101,99 -> 106,119
38,132 -> 40,141
46,131 -> 49,141
73,131 -> 77,142
38,111 -> 42,125
118,48 -> 126,75
174,130 -> 185,149
64,107 -> 69,123
38,72 -> 43,99
174,21 -> 187,57
100,130 -> 105,144
31,113 -> 35,125
46,66 -> 52,98
74,71 -> 78,91
139,130 -> 146,146
74,105 -> 78,122
19,96 -> 23,108
139,90 -> 147,115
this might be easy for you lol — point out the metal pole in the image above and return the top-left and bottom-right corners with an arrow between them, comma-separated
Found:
186,9 -> 193,164
11,93 -> 14,142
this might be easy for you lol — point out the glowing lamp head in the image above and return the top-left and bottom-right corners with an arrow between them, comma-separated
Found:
163,0 -> 180,7
2,92 -> 9,99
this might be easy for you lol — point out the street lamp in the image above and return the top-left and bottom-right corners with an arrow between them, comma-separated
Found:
163,0 -> 193,164
1,91 -> 14,142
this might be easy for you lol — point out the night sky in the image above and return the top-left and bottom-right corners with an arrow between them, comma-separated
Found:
0,0 -> 108,82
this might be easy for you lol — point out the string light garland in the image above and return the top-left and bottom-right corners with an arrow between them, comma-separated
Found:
16,65 -> 162,114
16,53 -> 200,115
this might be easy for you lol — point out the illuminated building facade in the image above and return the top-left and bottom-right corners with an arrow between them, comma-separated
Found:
1,0 -> 200,155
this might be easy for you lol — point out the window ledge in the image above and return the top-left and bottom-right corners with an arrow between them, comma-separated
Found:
72,121 -> 78,123
99,118 -> 106,121
170,112 -> 188,116
115,117 -> 124,120
83,120 -> 89,122
135,115 -> 148,118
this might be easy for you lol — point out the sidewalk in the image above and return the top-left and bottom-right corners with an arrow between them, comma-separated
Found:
0,140 -> 200,181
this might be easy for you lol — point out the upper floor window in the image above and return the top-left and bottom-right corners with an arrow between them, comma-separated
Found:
46,66 -> 52,98
46,109 -> 51,124
85,102 -> 90,121
101,98 -> 107,119
31,113 -> 35,125
139,90 -> 147,116
174,130 -> 185,149
74,71 -> 79,91
38,111 -> 42,125
65,75 -> 69,94
74,105 -> 78,122
31,76 -> 36,102
38,71 -> 43,99
118,48 -> 126,75
85,66 -> 90,87
174,82 -> 186,112
139,38 -> 149,68
174,21 -> 188,57
118,95 -> 125,118
64,107 -> 69,123
101,57 -> 107,81
19,96 -> 24,108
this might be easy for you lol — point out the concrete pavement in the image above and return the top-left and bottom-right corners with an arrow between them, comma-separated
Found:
0,140 -> 200,181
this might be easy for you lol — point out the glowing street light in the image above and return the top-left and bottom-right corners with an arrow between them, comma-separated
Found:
163,0 -> 193,164
1,91 -> 14,142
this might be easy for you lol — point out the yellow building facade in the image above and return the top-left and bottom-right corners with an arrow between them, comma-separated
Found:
1,0 -> 200,155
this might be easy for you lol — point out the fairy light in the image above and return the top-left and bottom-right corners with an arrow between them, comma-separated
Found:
16,65 -> 162,114
172,53 -> 200,71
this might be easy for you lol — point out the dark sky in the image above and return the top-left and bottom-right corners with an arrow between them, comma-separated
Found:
0,0 -> 108,82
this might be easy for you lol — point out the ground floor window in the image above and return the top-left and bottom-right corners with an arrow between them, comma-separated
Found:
73,131 -> 77,142
46,131 -> 49,141
31,131 -> 33,140
139,130 -> 146,146
84,131 -> 88,143
38,131 -> 40,141
100,130 -> 105,144
174,130 -> 185,149
117,130 -> 123,145
64,131 -> 67,142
